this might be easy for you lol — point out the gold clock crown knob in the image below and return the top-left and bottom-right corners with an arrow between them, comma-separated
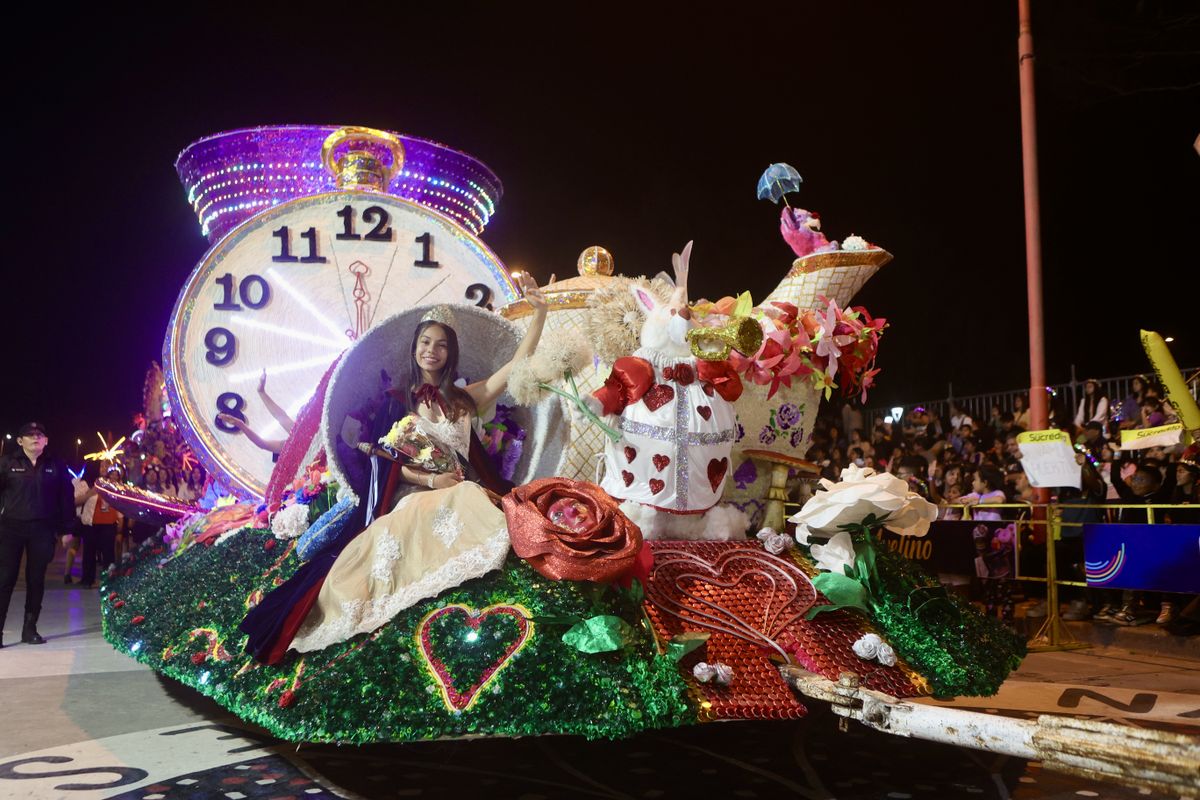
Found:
577,245 -> 614,276
321,126 -> 406,191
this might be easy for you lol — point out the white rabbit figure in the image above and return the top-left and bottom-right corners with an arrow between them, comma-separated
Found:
587,242 -> 749,540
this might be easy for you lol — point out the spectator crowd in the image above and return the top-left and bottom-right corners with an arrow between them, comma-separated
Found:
805,374 -> 1200,636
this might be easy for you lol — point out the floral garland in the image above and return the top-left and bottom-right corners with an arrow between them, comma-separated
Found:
694,294 -> 886,401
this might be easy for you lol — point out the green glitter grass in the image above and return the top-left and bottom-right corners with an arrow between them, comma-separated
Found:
101,519 -> 695,744
857,540 -> 1026,698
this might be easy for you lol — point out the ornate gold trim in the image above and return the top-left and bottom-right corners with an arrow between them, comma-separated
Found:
789,249 -> 893,276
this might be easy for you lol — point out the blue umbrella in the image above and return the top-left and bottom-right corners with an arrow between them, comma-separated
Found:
756,162 -> 803,206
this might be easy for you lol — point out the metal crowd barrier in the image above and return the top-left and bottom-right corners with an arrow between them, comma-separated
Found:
782,500 -> 1197,653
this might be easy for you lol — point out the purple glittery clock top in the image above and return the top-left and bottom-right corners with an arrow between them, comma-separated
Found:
176,125 -> 504,244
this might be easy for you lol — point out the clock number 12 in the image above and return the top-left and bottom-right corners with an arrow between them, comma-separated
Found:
335,205 -> 394,242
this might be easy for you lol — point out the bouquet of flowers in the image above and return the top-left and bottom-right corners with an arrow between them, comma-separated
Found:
379,415 -> 461,476
719,295 -> 886,402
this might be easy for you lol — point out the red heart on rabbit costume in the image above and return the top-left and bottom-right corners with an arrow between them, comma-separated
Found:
707,458 -> 729,492
624,446 -> 637,463
649,479 -> 666,495
652,454 -> 670,472
696,405 -> 712,420
643,384 -> 675,412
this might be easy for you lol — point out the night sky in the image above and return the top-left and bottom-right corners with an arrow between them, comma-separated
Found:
3,2 -> 1198,455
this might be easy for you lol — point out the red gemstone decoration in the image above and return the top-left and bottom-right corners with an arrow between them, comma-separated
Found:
707,458 -> 729,492
652,454 -> 671,472
622,470 -> 635,487
696,405 -> 712,421
649,478 -> 666,495
643,384 -> 675,412
624,446 -> 637,463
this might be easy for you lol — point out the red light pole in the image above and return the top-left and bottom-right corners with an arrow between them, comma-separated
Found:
1018,0 -> 1050,504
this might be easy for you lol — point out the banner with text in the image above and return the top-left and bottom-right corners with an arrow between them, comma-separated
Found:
1017,429 -> 1081,489
1119,423 -> 1184,451
878,520 -> 1017,578
1082,523 -> 1200,593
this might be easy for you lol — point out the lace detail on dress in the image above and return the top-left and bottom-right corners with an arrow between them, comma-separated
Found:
370,534 -> 402,583
432,507 -> 463,548
290,526 -> 511,654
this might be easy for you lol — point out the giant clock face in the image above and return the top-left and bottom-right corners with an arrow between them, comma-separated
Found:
166,190 -> 517,498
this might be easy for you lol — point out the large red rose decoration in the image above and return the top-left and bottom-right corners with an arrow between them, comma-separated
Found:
503,478 -> 644,584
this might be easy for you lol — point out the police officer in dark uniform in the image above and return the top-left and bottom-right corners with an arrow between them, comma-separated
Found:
0,422 -> 75,647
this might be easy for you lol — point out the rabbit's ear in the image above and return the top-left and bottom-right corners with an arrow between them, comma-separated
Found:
678,240 -> 693,272
672,240 -> 693,288
630,283 -> 660,313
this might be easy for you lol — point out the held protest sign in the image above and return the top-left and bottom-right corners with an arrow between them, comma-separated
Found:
1119,423 -> 1184,451
1016,429 -> 1081,489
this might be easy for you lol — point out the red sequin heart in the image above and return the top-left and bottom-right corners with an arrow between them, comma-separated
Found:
707,458 -> 729,492
622,471 -> 635,487
649,478 -> 666,495
652,454 -> 670,472
696,405 -> 712,420
701,382 -> 715,397
624,446 -> 637,463
643,384 -> 675,412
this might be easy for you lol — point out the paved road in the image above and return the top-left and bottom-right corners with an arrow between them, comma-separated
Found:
1,575 -> 1196,800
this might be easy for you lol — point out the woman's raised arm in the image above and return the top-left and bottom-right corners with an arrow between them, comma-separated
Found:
466,272 -> 552,411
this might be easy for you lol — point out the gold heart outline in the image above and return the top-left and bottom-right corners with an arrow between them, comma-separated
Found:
415,603 -> 535,712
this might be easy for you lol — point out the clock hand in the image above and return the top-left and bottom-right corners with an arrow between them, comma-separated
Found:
327,241 -> 356,337
368,246 -> 402,329
411,273 -> 451,307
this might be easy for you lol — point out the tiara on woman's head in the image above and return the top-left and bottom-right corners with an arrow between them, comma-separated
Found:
420,305 -> 456,328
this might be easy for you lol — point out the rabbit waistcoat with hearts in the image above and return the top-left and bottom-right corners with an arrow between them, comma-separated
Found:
593,350 -> 743,514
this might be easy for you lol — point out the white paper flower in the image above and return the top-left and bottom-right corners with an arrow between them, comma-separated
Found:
756,527 -> 791,555
852,633 -> 883,661
808,531 -> 857,575
787,464 -> 937,538
877,643 -> 897,667
712,663 -> 734,686
271,502 -> 310,540
842,234 -> 870,251
693,662 -> 717,682
793,523 -> 814,545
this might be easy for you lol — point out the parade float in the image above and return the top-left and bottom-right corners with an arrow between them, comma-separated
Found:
100,125 -> 1024,744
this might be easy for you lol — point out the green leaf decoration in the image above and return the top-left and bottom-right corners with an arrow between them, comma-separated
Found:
732,291 -> 754,317
805,572 -> 870,620
854,536 -> 879,594
562,615 -> 634,654
665,632 -> 710,662
625,578 -> 645,606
